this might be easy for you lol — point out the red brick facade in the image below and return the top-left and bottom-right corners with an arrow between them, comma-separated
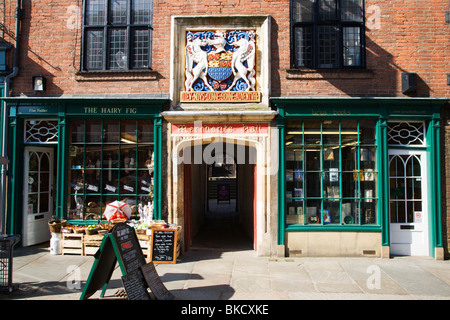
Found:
1,0 -> 450,256
0,0 -> 448,97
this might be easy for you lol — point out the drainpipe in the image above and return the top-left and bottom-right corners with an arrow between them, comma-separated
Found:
0,0 -> 22,235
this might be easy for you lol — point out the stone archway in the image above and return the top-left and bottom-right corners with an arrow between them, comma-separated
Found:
167,126 -> 276,256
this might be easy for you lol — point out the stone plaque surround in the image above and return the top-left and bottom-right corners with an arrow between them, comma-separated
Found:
165,15 -> 278,256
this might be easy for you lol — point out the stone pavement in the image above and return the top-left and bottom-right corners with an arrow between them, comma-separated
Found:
1,242 -> 450,301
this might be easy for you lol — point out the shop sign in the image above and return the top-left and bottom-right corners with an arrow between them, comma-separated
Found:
171,123 -> 269,135
180,90 -> 260,102
182,29 -> 261,103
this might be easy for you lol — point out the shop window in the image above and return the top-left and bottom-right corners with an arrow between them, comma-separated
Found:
291,0 -> 365,69
82,0 -> 153,71
285,120 -> 377,226
67,119 -> 154,221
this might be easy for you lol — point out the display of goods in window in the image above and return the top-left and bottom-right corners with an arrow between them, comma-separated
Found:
104,201 -> 132,221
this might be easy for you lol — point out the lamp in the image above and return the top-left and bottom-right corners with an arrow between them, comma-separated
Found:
32,75 -> 46,92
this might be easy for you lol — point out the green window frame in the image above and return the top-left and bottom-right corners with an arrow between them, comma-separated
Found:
285,119 -> 377,226
67,118 -> 155,222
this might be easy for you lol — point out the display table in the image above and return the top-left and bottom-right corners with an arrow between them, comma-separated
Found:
61,227 -> 181,261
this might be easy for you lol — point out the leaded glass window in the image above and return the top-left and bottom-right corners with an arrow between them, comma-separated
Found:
82,0 -> 153,71
291,0 -> 365,69
285,120 -> 377,226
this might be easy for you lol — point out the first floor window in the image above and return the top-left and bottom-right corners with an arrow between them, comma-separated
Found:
67,119 -> 155,220
291,0 -> 365,69
285,119 -> 377,226
83,0 -> 153,71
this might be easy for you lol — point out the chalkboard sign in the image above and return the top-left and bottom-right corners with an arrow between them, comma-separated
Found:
110,223 -> 146,274
150,228 -> 177,264
121,269 -> 151,300
81,223 -> 174,300
79,234 -> 118,300
140,262 -> 174,300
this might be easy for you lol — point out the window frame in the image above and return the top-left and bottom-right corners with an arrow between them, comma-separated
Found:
67,118 -> 155,222
285,119 -> 378,227
81,0 -> 153,72
290,0 -> 366,70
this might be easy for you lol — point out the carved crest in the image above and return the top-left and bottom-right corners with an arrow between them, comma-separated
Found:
184,30 -> 257,94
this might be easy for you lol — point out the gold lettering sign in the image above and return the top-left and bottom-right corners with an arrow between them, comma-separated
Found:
180,91 -> 261,103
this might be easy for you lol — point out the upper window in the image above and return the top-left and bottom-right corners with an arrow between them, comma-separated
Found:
82,0 -> 153,71
290,0 -> 365,69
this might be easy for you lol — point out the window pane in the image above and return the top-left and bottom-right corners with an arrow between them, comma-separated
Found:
294,27 -> 313,68
110,0 -> 128,24
323,200 -> 340,224
306,199 -> 321,224
86,120 -> 102,143
360,120 -> 376,145
132,29 -> 150,69
343,27 -> 361,67
86,0 -> 105,25
318,26 -> 338,68
293,0 -> 314,22
306,172 -> 321,197
304,120 -> 321,145
342,0 -> 363,22
86,30 -> 104,70
341,120 -> 358,145
322,120 -> 339,144
133,0 -> 153,25
319,0 -> 337,21
109,29 -> 128,70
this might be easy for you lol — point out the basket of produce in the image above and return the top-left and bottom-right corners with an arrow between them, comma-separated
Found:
98,222 -> 113,231
61,224 -> 75,233
85,225 -> 99,235
74,226 -> 86,234
48,217 -> 67,233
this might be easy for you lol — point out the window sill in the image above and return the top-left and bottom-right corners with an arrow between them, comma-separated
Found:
285,224 -> 381,232
75,70 -> 159,82
286,68 -> 374,80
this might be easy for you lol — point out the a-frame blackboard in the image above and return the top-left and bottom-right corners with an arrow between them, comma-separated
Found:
80,223 -> 174,300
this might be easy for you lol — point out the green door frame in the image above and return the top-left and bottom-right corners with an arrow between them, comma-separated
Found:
271,97 -> 446,258
3,97 -> 168,237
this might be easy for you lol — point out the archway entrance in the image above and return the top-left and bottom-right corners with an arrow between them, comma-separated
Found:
183,141 -> 257,251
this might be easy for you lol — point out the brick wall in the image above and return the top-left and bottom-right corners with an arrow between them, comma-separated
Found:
1,0 -> 450,256
0,0 -> 448,98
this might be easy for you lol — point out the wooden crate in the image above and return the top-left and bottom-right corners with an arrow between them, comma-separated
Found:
62,233 -> 84,255
137,234 -> 151,261
83,234 -> 104,256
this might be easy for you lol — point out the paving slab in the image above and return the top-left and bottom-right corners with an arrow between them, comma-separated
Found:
1,244 -> 450,301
